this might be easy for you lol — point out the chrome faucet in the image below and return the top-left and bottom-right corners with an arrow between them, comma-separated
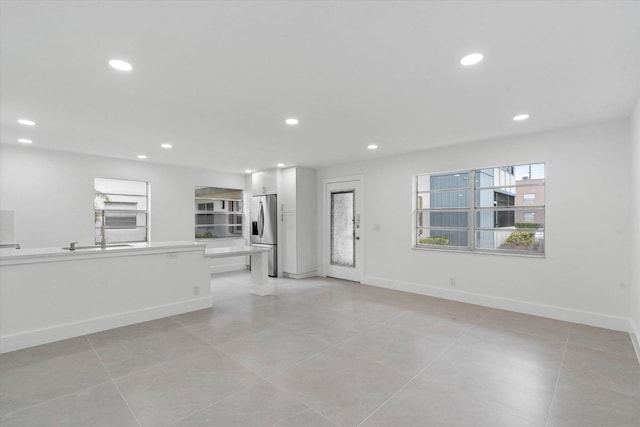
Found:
69,241 -> 79,251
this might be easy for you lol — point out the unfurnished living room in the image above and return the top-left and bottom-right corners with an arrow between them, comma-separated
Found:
0,1 -> 639,426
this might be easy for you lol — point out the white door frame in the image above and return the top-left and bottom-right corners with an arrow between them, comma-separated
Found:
323,175 -> 364,282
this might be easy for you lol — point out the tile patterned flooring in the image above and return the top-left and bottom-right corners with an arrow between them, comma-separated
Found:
1,271 -> 639,426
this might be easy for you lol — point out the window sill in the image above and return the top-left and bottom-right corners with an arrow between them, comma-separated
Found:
412,245 -> 545,259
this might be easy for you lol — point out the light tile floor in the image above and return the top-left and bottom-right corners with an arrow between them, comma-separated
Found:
1,271 -> 639,426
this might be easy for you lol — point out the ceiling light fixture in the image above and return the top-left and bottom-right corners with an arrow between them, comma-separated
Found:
513,113 -> 530,121
245,169 -> 253,174
18,138 -> 32,144
161,143 -> 172,149
18,119 -> 36,126
277,163 -> 285,168
109,59 -> 133,71
460,53 -> 484,66
285,118 -> 299,125
367,144 -> 378,150
137,154 -> 147,159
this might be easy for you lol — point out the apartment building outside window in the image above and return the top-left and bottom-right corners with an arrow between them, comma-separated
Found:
415,163 -> 545,255
94,178 -> 149,244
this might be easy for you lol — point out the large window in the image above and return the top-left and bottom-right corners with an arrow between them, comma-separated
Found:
416,163 -> 545,255
94,178 -> 149,244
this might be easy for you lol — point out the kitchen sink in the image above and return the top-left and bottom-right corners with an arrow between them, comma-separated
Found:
62,244 -> 133,250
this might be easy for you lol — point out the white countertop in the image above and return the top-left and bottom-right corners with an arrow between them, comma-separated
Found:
204,245 -> 270,258
0,241 -> 206,266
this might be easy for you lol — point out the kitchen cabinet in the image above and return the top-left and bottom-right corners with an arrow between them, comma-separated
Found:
251,169 -> 277,195
281,167 -> 317,278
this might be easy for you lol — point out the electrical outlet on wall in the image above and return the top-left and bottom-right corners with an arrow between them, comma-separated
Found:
449,277 -> 456,287
193,286 -> 200,296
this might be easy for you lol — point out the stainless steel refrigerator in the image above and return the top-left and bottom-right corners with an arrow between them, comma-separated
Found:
250,194 -> 277,277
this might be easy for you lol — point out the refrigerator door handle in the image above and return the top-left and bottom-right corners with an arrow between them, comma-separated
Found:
258,201 -> 265,238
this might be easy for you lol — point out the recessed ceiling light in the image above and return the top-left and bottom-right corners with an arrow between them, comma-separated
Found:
513,113 -> 530,121
245,169 -> 253,174
460,53 -> 484,66
285,118 -> 299,125
277,163 -> 285,168
161,143 -> 172,149
367,144 -> 378,150
18,138 -> 32,144
18,118 -> 35,126
137,154 -> 147,159
109,59 -> 133,71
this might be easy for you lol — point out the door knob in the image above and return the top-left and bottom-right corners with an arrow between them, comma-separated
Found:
355,236 -> 360,240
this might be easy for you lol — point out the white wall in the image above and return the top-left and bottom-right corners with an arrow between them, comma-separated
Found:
631,97 -> 640,357
0,145 -> 246,248
317,120 -> 633,331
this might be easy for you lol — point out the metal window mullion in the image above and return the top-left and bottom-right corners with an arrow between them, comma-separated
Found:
417,226 -> 468,231
419,188 -> 470,193
475,183 -> 545,191
474,206 -> 545,211
469,170 -> 476,250
416,208 -> 469,212
145,183 -> 149,242
100,191 -> 148,197
475,227 -> 544,232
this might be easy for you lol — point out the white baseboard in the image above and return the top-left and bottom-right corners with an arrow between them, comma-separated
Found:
362,276 -> 633,333
0,297 -> 213,354
284,270 -> 318,279
631,321 -> 640,365
210,263 -> 247,274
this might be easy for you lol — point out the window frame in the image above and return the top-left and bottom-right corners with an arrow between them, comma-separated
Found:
414,164 -> 545,257
94,177 -> 149,245
194,186 -> 244,240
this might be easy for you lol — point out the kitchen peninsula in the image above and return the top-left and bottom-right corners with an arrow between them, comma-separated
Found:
0,241 -> 211,353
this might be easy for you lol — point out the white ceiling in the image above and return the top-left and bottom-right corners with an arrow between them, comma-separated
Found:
1,0 -> 639,173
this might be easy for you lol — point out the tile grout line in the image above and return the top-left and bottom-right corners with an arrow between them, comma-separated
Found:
164,338 -> 330,427
0,331 -> 170,420
208,284 -> 490,426
355,315 -> 484,427
85,317 -> 210,384
544,323 -> 572,427
84,335 -> 143,427
263,380 -> 341,427
162,325 -> 282,425
0,377 -> 115,419
260,307 -> 409,381
177,304 -> 397,425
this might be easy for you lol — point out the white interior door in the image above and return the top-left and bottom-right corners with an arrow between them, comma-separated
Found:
325,179 -> 363,282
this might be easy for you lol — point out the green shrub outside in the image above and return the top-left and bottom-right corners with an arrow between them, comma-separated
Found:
418,236 -> 449,245
195,231 -> 214,239
504,231 -> 535,247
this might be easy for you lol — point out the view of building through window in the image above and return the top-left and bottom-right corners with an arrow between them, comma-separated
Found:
194,187 -> 243,239
416,163 -> 545,254
94,178 -> 149,245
